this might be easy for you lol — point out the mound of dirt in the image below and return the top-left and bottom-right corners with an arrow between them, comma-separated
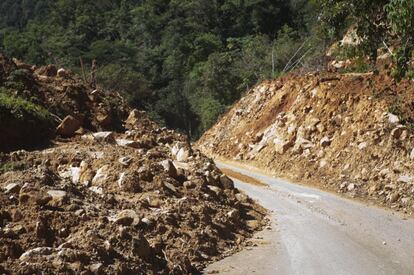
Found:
197,71 -> 414,215
0,108 -> 266,274
0,53 -> 128,151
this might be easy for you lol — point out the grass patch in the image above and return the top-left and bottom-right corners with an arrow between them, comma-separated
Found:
0,161 -> 26,173
0,88 -> 52,122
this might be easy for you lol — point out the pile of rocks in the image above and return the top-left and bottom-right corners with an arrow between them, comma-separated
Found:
0,109 -> 266,274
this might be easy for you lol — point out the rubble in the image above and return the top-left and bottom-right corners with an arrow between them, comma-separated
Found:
197,72 -> 414,214
1,109 -> 266,274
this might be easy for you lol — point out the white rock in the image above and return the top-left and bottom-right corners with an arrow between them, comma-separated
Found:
176,147 -> 190,162
410,148 -> 414,160
347,183 -> 356,191
57,68 -> 66,77
116,139 -> 140,148
398,175 -> 413,184
92,131 -> 115,142
92,165 -> 109,186
19,247 -> 54,261
358,142 -> 367,150
3,182 -> 21,194
89,186 -> 103,195
386,113 -> 400,124
274,137 -> 293,154
47,190 -> 67,199
70,167 -> 81,184
118,173 -> 126,188
319,159 -> 328,168
118,157 -> 132,166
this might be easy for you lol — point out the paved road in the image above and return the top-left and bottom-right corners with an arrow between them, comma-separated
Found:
204,162 -> 414,275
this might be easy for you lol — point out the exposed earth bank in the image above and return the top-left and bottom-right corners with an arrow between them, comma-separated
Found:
197,71 -> 414,215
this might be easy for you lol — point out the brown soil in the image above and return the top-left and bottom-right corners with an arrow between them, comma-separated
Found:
197,70 -> 414,216
0,56 -> 267,274
220,168 -> 268,187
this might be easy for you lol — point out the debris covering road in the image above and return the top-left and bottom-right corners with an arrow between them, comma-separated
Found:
205,162 -> 414,275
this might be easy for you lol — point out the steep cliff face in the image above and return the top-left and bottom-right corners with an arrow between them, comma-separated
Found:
197,71 -> 414,214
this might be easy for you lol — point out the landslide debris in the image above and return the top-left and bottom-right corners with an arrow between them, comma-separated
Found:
0,55 -> 266,274
0,53 -> 128,151
197,71 -> 414,215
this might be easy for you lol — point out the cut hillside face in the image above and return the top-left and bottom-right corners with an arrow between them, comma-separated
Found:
0,56 -> 266,274
197,71 -> 414,215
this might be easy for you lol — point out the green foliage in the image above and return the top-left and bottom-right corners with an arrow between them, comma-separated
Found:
318,0 -> 414,78
0,160 -> 26,173
0,88 -> 52,123
0,0 -> 320,138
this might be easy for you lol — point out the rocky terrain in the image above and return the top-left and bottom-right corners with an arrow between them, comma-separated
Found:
0,53 -> 128,151
0,56 -> 266,274
197,71 -> 414,215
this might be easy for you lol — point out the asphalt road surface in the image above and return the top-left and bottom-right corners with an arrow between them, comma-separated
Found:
204,162 -> 414,275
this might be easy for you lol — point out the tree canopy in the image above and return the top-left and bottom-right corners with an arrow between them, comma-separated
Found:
0,1 -> 319,137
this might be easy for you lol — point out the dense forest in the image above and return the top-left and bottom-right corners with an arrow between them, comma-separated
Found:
0,0 -> 321,137
0,0 -> 413,137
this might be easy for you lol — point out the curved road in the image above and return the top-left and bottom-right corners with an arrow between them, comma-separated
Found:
204,162 -> 414,275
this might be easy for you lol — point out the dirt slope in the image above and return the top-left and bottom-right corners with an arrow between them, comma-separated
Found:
0,56 -> 266,274
197,71 -> 414,215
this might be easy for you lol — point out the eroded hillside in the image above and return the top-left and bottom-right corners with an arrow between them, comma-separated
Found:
197,71 -> 414,214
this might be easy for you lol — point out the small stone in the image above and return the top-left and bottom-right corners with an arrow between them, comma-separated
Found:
89,263 -> 103,273
3,182 -> 21,194
118,157 -> 132,166
89,186 -> 104,195
358,142 -> 367,150
141,217 -> 152,226
19,247 -> 54,261
116,139 -> 140,148
92,132 -> 115,143
227,209 -> 239,220
125,109 -> 141,127
219,175 -> 234,189
176,147 -> 190,162
162,161 -> 178,180
114,209 -> 139,226
390,125 -> 407,140
320,136 -> 332,147
47,190 -> 68,207
57,68 -> 66,77
235,193 -> 248,202
386,113 -> 400,124
183,181 -> 195,189
70,167 -> 81,184
388,193 -> 400,203
347,183 -> 356,191
92,165 -> 109,186
246,220 -> 260,230
398,175 -> 413,184
163,182 -> 177,193
207,185 -> 222,195
56,115 -> 81,137
131,236 -> 152,258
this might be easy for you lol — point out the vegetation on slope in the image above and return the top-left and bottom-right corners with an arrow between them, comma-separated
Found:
0,0 -> 321,138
